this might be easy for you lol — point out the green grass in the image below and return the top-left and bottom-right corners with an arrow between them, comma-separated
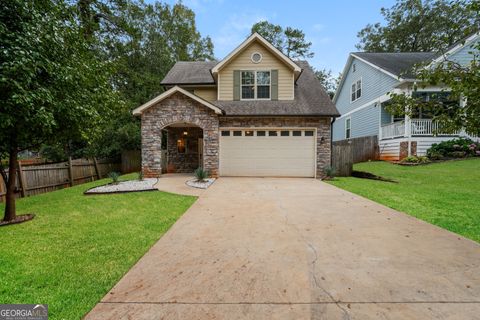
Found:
328,158 -> 480,242
0,173 -> 196,319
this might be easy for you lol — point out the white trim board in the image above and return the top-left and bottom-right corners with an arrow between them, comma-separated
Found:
211,33 -> 301,77
132,86 -> 223,116
337,93 -> 391,119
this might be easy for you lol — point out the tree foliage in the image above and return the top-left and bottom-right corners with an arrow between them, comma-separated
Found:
385,1 -> 480,136
356,0 -> 480,52
313,68 -> 340,98
0,0 -> 122,221
251,21 -> 314,59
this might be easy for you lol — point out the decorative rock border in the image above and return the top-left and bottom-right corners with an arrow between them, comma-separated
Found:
185,178 -> 216,189
84,178 -> 159,195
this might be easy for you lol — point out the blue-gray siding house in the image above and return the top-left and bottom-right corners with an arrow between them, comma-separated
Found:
332,33 -> 480,160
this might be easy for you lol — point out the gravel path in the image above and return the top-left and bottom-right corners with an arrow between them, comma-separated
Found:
85,178 -> 158,194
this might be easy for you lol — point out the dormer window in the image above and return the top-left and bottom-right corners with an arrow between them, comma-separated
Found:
241,70 -> 271,100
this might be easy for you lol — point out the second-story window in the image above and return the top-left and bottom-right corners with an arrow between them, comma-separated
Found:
351,78 -> 362,102
241,70 -> 270,100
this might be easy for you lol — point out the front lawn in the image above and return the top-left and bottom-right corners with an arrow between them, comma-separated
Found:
328,159 -> 480,242
0,174 -> 196,319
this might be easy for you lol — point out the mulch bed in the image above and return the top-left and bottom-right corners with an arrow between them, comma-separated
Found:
0,213 -> 35,227
352,171 -> 398,183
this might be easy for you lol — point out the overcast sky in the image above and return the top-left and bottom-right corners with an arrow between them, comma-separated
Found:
161,0 -> 396,74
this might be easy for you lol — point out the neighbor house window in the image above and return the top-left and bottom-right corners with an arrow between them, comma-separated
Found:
241,70 -> 270,100
345,118 -> 351,139
351,78 -> 362,102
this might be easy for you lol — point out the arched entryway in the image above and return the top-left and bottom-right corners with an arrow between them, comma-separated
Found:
162,122 -> 204,174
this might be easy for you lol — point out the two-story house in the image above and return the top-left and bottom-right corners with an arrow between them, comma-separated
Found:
332,33 -> 479,160
133,33 -> 339,178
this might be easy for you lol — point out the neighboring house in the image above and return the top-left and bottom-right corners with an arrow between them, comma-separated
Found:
332,33 -> 480,160
133,33 -> 339,178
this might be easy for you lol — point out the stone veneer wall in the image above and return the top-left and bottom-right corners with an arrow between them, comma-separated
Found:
166,127 -> 203,173
218,117 -> 332,178
141,92 -> 219,177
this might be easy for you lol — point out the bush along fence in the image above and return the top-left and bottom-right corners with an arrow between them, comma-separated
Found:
0,158 -> 121,202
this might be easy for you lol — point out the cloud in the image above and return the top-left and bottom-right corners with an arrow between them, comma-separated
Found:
213,12 -> 271,58
312,23 -> 324,32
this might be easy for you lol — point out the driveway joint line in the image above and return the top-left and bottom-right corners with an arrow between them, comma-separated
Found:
99,301 -> 480,305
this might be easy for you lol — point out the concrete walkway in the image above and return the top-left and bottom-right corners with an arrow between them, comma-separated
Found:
85,178 -> 480,319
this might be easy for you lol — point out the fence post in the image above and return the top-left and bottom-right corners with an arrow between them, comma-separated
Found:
17,161 -> 27,197
68,157 -> 74,187
93,158 -> 101,180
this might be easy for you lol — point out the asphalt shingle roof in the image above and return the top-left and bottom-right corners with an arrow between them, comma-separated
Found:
353,52 -> 436,78
160,60 -> 339,117
161,61 -> 218,85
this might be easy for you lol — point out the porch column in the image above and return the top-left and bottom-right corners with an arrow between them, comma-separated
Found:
141,117 -> 163,177
405,87 -> 413,156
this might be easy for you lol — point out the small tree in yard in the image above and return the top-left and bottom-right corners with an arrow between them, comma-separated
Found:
0,0 -> 120,223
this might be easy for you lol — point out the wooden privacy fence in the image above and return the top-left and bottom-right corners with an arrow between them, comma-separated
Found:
332,143 -> 353,177
0,158 -> 120,202
331,135 -> 380,176
120,150 -> 166,173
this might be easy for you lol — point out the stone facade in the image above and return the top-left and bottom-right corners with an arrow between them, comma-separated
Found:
400,141 -> 417,159
166,127 -> 203,173
141,92 -> 219,177
218,117 -> 332,178
141,93 -> 332,178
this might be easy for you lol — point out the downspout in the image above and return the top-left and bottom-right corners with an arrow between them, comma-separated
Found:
330,117 -> 335,167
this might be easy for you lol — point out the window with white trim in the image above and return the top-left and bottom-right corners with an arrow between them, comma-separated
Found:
351,78 -> 362,102
345,118 -> 351,139
241,71 -> 270,100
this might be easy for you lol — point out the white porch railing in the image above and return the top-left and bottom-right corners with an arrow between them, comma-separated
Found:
410,119 -> 460,136
380,119 -> 462,140
380,121 -> 406,139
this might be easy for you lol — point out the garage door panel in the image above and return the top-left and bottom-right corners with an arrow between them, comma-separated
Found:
219,129 -> 316,177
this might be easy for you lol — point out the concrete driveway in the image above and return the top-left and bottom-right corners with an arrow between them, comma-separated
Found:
85,178 -> 480,319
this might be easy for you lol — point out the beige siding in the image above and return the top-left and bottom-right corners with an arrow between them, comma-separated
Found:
218,41 -> 294,100
193,88 -> 217,101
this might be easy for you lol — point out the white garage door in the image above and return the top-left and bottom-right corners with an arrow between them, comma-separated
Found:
219,129 -> 316,177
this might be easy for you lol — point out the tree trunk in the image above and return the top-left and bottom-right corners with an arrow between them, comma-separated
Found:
3,150 -> 18,222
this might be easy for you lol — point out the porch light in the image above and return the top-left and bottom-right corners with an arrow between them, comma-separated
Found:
183,131 -> 188,136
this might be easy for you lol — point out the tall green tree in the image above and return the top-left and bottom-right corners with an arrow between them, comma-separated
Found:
357,0 -> 480,52
313,68 -> 340,98
252,21 -> 314,59
386,1 -> 480,136
0,0 -> 121,222
91,1 -> 215,158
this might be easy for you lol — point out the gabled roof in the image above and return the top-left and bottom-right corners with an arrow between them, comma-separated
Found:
161,61 -> 217,85
216,61 -> 339,117
333,52 -> 435,103
132,86 -> 224,116
211,32 -> 302,79
429,32 -> 480,66
353,52 -> 435,78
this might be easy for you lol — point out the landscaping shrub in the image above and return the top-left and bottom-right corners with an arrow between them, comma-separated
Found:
401,156 -> 430,164
194,167 -> 209,182
323,166 -> 336,179
427,138 -> 480,159
108,171 -> 121,184
138,171 -> 144,181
